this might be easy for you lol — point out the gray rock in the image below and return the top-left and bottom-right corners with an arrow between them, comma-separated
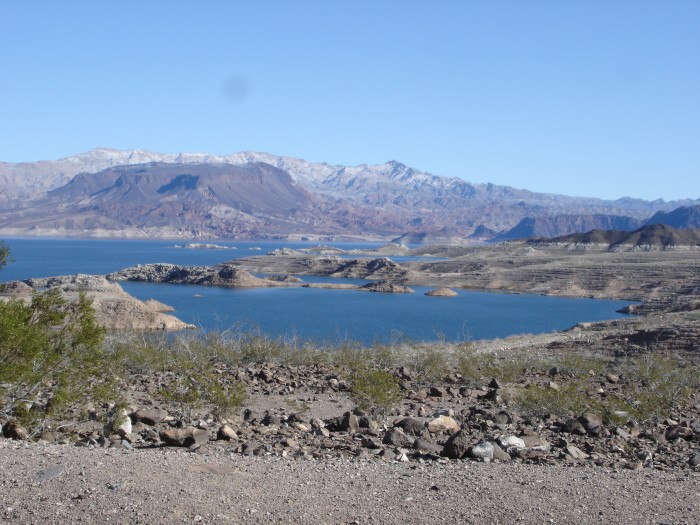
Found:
133,408 -> 169,426
361,436 -> 383,449
498,435 -> 525,450
428,386 -> 447,398
566,444 -> 589,460
382,427 -> 414,448
395,417 -> 425,436
492,411 -> 512,425
512,448 -> 546,461
469,441 -> 494,461
578,413 -> 603,436
688,452 -> 700,467
340,412 -> 360,434
491,442 -> 511,462
159,427 -> 210,447
561,417 -> 587,435
413,439 -> 444,455
442,430 -> 472,459
665,426 -> 694,441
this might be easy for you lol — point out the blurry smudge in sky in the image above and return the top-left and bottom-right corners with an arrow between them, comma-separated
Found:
222,75 -> 250,103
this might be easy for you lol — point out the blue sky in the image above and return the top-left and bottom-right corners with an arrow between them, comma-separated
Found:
1,1 -> 698,201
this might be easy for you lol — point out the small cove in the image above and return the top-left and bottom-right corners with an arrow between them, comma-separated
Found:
1,237 -> 635,344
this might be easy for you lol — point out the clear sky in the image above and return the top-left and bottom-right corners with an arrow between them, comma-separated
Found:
1,1 -> 698,201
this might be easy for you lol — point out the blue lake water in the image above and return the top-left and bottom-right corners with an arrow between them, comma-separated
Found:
0,237 -> 635,344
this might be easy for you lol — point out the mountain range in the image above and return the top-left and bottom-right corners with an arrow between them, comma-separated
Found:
0,148 -> 698,240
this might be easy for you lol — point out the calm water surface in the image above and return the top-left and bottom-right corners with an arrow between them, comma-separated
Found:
1,237 -> 634,344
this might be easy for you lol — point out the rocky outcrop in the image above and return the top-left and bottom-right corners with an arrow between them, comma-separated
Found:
359,281 -> 414,293
425,287 -> 458,297
330,257 -> 414,281
2,274 -> 193,331
108,263 -> 281,288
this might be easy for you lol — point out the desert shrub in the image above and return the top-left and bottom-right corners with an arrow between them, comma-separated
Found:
332,342 -> 375,373
516,379 -> 599,418
615,354 -> 699,422
552,352 -> 610,378
456,344 -> 528,385
350,368 -> 403,418
409,343 -> 453,385
108,332 -> 173,374
369,341 -> 400,370
237,330 -> 286,364
202,380 -> 247,422
0,289 -> 121,434
150,334 -> 247,423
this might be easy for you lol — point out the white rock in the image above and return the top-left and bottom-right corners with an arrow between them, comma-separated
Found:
117,409 -> 132,437
498,435 -> 526,449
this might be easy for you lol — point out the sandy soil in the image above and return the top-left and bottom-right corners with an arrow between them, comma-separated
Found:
1,439 -> 698,525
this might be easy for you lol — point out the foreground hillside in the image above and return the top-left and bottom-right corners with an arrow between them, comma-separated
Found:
1,237 -> 699,523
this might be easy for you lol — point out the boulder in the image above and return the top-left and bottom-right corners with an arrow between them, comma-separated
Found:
560,417 -> 587,435
442,430 -> 472,459
339,412 -> 360,434
498,435 -> 525,450
2,420 -> 28,440
427,415 -> 460,434
578,413 -> 603,436
159,427 -> 210,447
665,426 -> 694,441
565,444 -> 589,460
469,441 -> 494,461
491,442 -> 511,462
689,453 -> 700,467
382,427 -> 414,448
413,439 -> 444,455
394,417 -> 425,436
132,408 -> 168,426
217,425 -> 238,440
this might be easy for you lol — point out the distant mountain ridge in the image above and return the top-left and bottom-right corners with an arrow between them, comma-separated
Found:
645,205 -> 700,229
0,148 -> 698,240
532,224 -> 700,251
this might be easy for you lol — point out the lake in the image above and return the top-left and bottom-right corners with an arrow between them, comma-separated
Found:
0,237 -> 634,344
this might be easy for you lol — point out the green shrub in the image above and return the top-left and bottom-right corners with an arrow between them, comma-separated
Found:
411,345 -> 452,384
350,368 -> 403,418
552,352 -> 610,378
0,289 -> 121,434
516,379 -> 599,418
456,344 -> 528,385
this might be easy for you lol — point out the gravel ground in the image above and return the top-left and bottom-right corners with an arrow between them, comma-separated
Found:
1,440 -> 698,524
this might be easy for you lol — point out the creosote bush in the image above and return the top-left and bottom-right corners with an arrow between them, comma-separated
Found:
349,368 -> 403,419
456,344 -> 529,385
0,289 -> 121,435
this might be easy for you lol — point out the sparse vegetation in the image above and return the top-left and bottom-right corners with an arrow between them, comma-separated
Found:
0,288 -> 121,435
349,368 -> 403,418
